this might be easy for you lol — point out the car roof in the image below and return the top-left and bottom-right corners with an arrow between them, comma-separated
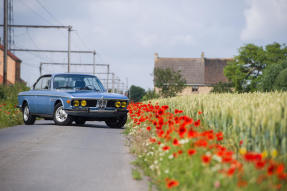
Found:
48,73 -> 97,78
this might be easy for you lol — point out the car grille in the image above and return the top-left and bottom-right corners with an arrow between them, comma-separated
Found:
107,100 -> 116,107
72,99 -> 127,108
86,100 -> 98,107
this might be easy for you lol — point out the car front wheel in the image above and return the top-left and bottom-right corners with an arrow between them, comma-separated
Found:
105,114 -> 127,128
22,104 -> 36,125
53,103 -> 73,126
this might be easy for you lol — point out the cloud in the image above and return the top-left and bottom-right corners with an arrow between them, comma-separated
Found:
241,0 -> 287,41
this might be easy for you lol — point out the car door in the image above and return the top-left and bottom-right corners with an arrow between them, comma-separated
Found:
33,75 -> 53,114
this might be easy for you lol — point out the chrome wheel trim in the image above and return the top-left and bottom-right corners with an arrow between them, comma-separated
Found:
23,106 -> 29,121
55,106 -> 68,123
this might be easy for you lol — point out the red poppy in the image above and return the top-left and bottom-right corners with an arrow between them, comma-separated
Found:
162,105 -> 169,110
198,111 -> 202,115
216,132 -> 223,141
173,152 -> 177,158
277,164 -> 284,175
174,116 -> 180,124
239,140 -> 243,146
158,109 -> 164,115
267,164 -> 276,176
173,138 -> 179,146
244,152 -> 262,162
158,118 -> 164,126
255,161 -> 265,169
178,150 -> 183,154
162,146 -> 170,151
152,121 -> 157,126
149,138 -> 156,143
201,155 -> 211,164
187,129 -> 198,138
184,117 -> 193,124
178,126 -> 187,138
187,149 -> 196,156
146,126 -> 151,131
278,173 -> 287,180
166,179 -> 179,189
194,119 -> 200,127
195,139 -> 208,147
227,167 -> 236,176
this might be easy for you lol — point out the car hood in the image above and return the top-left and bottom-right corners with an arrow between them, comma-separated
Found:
68,91 -> 128,100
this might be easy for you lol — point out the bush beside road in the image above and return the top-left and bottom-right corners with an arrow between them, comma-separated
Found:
0,83 -> 29,128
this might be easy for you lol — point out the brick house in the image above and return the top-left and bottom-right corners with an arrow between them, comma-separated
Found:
0,44 -> 22,84
154,52 -> 232,94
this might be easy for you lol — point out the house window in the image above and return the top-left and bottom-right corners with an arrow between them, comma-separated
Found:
192,86 -> 198,92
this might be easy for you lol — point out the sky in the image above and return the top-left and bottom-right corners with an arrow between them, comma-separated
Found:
0,0 -> 287,89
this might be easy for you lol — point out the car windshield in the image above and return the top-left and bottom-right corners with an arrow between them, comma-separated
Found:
53,74 -> 105,92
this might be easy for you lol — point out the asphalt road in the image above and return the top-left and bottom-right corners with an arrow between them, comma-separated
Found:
0,120 -> 147,191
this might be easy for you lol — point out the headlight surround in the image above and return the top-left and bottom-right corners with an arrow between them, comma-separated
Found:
81,100 -> 87,107
73,100 -> 79,107
115,101 -> 121,108
121,101 -> 127,108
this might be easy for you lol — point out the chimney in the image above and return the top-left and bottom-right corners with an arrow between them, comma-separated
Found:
154,52 -> 159,60
201,51 -> 205,84
154,52 -> 159,66
201,51 -> 205,59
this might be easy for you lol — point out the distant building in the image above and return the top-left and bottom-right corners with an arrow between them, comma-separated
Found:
0,44 -> 22,84
154,52 -> 232,94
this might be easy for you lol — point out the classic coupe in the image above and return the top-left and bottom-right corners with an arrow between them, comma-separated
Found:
17,73 -> 129,128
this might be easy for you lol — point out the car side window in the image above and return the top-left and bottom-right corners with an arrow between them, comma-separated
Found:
34,76 -> 51,90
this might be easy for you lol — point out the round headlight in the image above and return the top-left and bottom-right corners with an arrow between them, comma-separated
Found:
121,102 -> 127,108
73,100 -> 79,107
81,100 -> 87,107
115,101 -> 121,108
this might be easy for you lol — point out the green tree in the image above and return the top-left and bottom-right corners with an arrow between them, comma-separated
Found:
141,89 -> 160,101
259,61 -> 287,91
210,82 -> 233,93
224,43 -> 287,92
154,68 -> 186,97
129,85 -> 146,102
274,68 -> 287,91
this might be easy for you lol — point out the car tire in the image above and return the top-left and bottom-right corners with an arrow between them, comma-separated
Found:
22,104 -> 36,125
53,103 -> 73,126
105,114 -> 127,128
74,118 -> 86,125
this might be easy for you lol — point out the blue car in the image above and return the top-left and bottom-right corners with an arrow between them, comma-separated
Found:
17,73 -> 129,128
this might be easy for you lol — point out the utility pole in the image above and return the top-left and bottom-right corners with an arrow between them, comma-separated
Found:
107,65 -> 110,90
67,26 -> 72,73
3,0 -> 8,85
117,78 -> 120,94
112,73 -> 115,93
126,78 -> 129,97
93,50 -> 96,75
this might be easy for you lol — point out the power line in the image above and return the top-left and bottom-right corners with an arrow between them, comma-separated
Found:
11,48 -> 95,54
74,30 -> 89,50
34,0 -> 64,26
25,28 -> 40,49
0,24 -> 70,29
17,0 -> 54,25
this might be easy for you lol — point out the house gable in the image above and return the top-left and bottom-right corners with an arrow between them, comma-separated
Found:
154,53 -> 232,86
